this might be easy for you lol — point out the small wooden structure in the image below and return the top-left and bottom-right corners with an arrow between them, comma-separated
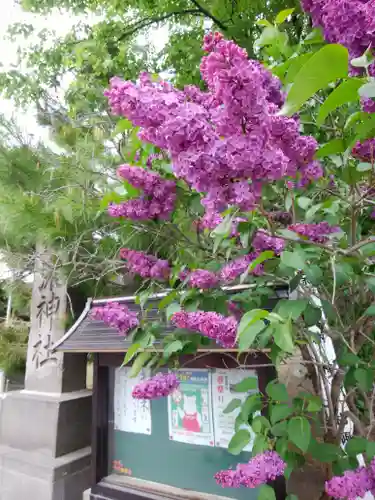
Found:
54,285 -> 288,500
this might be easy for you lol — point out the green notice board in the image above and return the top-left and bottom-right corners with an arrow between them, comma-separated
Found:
110,368 -> 259,499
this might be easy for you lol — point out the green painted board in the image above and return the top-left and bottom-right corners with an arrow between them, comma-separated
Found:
110,370 -> 259,499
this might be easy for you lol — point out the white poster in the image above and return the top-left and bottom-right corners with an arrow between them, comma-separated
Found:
212,369 -> 259,451
114,367 -> 152,435
168,369 -> 215,446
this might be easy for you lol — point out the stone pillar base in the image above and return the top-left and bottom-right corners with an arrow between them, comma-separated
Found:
0,390 -> 92,500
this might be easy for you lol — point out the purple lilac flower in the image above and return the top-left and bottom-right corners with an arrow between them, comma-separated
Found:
184,269 -> 219,289
105,34 -> 322,214
90,302 -> 139,335
362,97 -> 375,114
132,372 -> 180,400
219,254 -> 263,282
301,0 -> 375,76
352,138 -> 375,163
288,222 -> 340,243
325,466 -> 374,500
119,248 -> 171,281
252,230 -> 285,255
108,164 -> 176,221
371,209 -> 375,219
215,451 -> 286,489
171,310 -> 238,348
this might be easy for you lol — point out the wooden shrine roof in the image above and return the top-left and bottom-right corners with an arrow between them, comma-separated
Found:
53,284 -> 289,353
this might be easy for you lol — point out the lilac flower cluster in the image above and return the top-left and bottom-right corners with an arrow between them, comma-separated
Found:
352,138 -> 375,163
90,302 -> 139,335
119,248 -> 171,281
105,35 -> 322,216
325,458 -> 375,499
215,451 -> 286,489
108,164 -> 176,221
252,230 -> 285,255
184,269 -> 219,289
289,222 -> 340,243
301,0 -> 375,76
132,372 -> 180,400
219,253 -> 263,282
171,310 -> 238,348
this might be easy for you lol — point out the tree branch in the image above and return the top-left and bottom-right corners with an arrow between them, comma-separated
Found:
117,10 -> 203,42
189,0 -> 230,33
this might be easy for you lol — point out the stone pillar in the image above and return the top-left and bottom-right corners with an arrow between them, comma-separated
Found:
0,247 -> 92,500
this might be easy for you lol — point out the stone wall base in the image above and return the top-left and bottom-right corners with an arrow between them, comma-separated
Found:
0,390 -> 92,500
0,445 -> 91,500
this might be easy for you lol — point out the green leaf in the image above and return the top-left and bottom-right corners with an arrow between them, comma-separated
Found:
304,265 -> 323,286
275,8 -> 295,24
253,434 -> 269,454
366,277 -> 375,293
237,309 -> 269,350
164,340 -> 183,356
286,495 -> 299,500
316,138 -> 345,158
281,251 -> 306,270
304,28 -> 324,44
256,26 -> 280,47
270,403 -> 293,424
259,484 -> 276,500
228,429 -> 251,455
233,376 -> 258,393
357,162 -> 372,172
297,196 -> 312,210
359,82 -> 375,99
99,191 -> 122,211
280,44 -> 349,115
252,415 -> 271,433
249,251 -> 274,271
241,394 -> 263,420
271,420 -> 288,436
266,382 -> 289,402
351,47 -> 374,68
256,19 -> 272,27
277,299 -> 308,320
211,213 -> 233,238
337,352 -> 360,366
288,416 -> 311,452
317,79 -> 363,125
122,343 -> 141,366
130,351 -> 152,378
354,367 -> 374,391
321,299 -> 337,322
366,441 -> 375,460
309,441 -> 340,463
158,290 -> 179,310
364,304 -> 375,316
346,437 -> 367,456
166,302 -> 181,320
303,303 -> 322,327
115,118 -> 133,134
223,398 -> 242,414
306,396 -> 322,412
285,54 -> 313,85
273,319 -> 294,353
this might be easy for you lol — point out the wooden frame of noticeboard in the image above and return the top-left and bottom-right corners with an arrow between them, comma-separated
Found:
90,351 -> 287,500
